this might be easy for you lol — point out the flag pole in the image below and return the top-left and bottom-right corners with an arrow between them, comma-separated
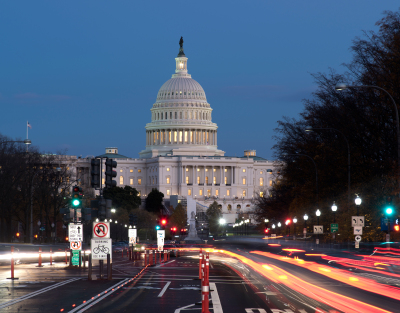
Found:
26,121 -> 29,152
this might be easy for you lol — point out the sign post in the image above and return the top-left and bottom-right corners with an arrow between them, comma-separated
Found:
129,228 -> 137,245
157,230 -> 165,251
93,222 -> 110,239
68,223 -> 83,242
91,239 -> 112,261
330,223 -> 338,233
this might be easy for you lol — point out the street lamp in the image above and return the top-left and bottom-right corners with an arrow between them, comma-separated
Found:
305,126 -> 351,203
293,217 -> 297,236
316,209 -> 321,224
303,214 -> 308,238
111,208 -> 116,213
355,195 -> 362,216
282,152 -> 318,208
331,201 -> 337,223
336,83 -> 400,195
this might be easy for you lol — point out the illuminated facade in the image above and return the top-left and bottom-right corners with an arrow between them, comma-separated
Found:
71,42 -> 279,223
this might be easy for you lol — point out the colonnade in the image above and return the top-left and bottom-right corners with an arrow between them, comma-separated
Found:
146,129 -> 217,146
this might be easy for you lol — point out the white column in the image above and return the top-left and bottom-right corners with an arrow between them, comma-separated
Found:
212,166 -> 214,185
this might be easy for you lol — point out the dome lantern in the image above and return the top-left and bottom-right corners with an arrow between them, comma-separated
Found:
174,36 -> 189,77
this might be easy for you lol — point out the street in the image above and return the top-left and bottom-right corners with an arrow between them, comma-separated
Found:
0,239 -> 400,312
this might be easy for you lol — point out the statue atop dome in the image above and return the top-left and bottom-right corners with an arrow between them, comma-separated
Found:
177,36 -> 185,57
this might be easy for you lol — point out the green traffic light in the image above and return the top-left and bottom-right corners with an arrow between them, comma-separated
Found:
155,225 -> 160,230
72,199 -> 80,207
386,207 -> 393,215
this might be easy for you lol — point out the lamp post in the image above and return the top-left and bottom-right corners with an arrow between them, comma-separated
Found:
316,209 -> 321,244
293,217 -> 297,237
219,218 -> 226,236
303,214 -> 308,239
355,195 -> 362,216
282,152 -> 318,208
277,222 -> 281,235
336,83 -> 400,195
331,202 -> 337,223
305,126 -> 351,203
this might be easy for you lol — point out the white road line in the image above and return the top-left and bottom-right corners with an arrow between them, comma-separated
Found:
68,278 -> 130,313
174,303 -> 195,313
0,278 -> 81,309
209,282 -> 223,313
157,281 -> 171,297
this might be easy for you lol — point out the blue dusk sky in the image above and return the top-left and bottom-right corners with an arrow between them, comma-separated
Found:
0,1 -> 398,160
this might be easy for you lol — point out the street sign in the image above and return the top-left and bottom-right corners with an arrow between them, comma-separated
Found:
93,222 -> 110,238
157,230 -> 165,251
355,235 -> 362,242
158,245 -> 163,251
68,223 -> 83,242
351,216 -> 364,227
70,241 -> 82,250
129,228 -> 137,245
313,225 -> 323,234
353,226 -> 363,235
355,241 -> 360,249
330,223 -> 338,233
303,228 -> 307,234
72,250 -> 80,266
271,234 -> 276,238
91,238 -> 112,260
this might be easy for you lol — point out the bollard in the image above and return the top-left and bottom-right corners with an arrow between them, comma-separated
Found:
79,250 -> 82,268
83,250 -> 86,269
107,254 -> 112,280
144,251 -> 147,266
199,248 -> 203,279
50,248 -> 53,266
160,250 -> 162,264
129,249 -> 131,261
99,260 -> 103,279
164,251 -> 167,262
149,250 -> 153,266
65,248 -> 68,265
201,255 -> 205,280
69,250 -> 72,267
7,246 -> 18,280
88,254 -> 92,280
37,248 -> 43,267
201,268 -> 210,313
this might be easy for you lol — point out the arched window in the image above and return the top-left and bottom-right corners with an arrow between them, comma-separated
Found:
259,177 -> 264,186
120,176 -> 124,185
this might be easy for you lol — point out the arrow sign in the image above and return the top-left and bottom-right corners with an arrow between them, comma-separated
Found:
354,226 -> 363,235
77,226 -> 81,234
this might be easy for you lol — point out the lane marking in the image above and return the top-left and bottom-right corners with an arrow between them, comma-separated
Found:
174,303 -> 195,313
0,278 -> 81,309
157,281 -> 171,297
209,282 -> 223,313
68,278 -> 129,313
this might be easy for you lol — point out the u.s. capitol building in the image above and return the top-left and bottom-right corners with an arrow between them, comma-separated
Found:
72,40 -> 279,223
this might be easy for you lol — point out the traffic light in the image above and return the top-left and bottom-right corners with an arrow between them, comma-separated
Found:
385,197 -> 394,215
264,228 -> 269,234
170,227 -> 177,236
395,225 -> 400,232
91,159 -> 101,189
105,158 -> 117,190
71,186 -> 82,208
155,224 -> 161,230
160,218 -> 167,229
129,214 -> 134,226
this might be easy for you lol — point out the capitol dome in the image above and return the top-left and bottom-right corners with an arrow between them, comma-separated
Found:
156,77 -> 207,103
139,38 -> 224,159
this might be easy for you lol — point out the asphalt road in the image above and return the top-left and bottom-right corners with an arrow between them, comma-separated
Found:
0,239 -> 399,312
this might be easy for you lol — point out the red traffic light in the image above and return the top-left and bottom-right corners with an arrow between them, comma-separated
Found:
170,227 -> 177,231
161,219 -> 167,225
395,225 -> 400,231
264,229 -> 269,233
285,219 -> 291,225
73,186 -> 79,192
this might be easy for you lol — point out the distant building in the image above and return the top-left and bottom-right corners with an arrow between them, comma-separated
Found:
67,42 -> 280,223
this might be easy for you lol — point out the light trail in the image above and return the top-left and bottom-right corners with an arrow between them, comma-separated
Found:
251,251 -> 400,301
216,249 -> 392,313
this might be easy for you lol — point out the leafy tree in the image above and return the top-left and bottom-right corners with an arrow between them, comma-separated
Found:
258,9 -> 400,242
103,186 -> 141,212
169,203 -> 187,230
145,188 -> 164,215
206,201 -> 222,235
